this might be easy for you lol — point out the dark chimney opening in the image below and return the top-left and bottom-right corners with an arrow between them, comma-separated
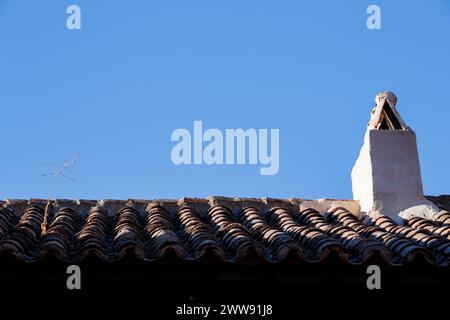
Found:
376,101 -> 403,130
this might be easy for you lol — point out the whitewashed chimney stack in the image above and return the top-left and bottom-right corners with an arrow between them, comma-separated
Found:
351,91 -> 439,224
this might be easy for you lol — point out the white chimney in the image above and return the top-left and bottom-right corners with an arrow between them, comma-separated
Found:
351,91 -> 439,224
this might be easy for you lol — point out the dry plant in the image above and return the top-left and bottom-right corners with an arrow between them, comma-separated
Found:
41,154 -> 80,235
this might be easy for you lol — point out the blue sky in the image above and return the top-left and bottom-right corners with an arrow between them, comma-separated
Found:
0,1 -> 449,200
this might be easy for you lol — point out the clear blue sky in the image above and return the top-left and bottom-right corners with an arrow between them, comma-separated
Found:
1,1 -> 449,200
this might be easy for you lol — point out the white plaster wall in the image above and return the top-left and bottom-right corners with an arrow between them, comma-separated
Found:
370,130 -> 423,212
351,130 -> 374,213
351,128 -> 438,223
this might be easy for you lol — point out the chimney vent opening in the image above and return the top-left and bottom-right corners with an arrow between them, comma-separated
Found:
369,91 -> 408,131
377,101 -> 403,130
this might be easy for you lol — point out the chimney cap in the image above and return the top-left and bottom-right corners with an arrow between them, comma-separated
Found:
369,91 -> 409,130
375,91 -> 397,107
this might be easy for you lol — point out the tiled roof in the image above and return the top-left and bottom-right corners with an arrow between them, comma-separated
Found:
0,197 -> 449,266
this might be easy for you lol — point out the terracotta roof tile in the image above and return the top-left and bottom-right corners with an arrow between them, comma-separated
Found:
0,197 -> 449,266
426,195 -> 450,212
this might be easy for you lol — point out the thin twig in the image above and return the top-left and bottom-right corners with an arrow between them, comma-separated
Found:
41,154 -> 80,235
